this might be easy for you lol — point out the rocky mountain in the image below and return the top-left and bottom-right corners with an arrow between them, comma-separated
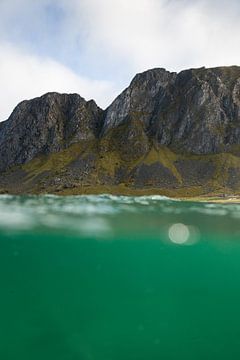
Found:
0,93 -> 103,172
1,66 -> 240,197
104,66 -> 240,154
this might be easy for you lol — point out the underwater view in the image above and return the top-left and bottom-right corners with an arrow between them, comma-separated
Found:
1,194 -> 240,359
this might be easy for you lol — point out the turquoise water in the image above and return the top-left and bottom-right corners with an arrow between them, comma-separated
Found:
1,195 -> 240,359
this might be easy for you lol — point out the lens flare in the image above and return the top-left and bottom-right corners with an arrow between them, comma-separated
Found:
168,223 -> 190,244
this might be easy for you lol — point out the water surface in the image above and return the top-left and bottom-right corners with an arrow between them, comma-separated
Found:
1,195 -> 240,359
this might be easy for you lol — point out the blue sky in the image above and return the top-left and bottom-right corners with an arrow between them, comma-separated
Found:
0,0 -> 240,120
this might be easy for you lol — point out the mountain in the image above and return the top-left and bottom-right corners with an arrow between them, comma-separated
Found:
0,93 -> 103,172
1,66 -> 240,197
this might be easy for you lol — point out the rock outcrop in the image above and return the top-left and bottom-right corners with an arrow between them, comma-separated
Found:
1,66 -> 240,196
104,66 -> 240,154
0,92 -> 103,171
103,68 -> 176,132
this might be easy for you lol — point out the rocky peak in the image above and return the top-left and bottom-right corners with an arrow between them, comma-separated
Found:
0,92 -> 103,171
103,66 -> 240,154
2,66 -> 240,175
102,68 -> 177,133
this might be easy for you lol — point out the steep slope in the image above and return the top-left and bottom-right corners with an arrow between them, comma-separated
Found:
1,66 -> 240,196
103,68 -> 176,132
0,92 -> 103,172
104,66 -> 240,154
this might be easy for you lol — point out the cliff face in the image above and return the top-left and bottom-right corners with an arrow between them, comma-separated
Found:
103,68 -> 176,132
1,66 -> 240,196
0,93 -> 103,172
104,66 -> 240,154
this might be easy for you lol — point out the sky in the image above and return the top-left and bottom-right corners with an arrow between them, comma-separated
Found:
0,0 -> 240,120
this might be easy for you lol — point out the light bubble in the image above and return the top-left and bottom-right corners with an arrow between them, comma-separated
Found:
168,223 -> 190,244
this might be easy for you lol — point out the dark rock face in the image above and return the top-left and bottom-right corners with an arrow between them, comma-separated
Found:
0,92 -> 103,171
103,68 -> 176,133
130,163 -> 179,188
104,66 -> 240,154
175,159 -> 216,186
2,66 -> 240,194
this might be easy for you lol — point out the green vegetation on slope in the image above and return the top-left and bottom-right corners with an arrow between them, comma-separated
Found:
0,136 -> 239,197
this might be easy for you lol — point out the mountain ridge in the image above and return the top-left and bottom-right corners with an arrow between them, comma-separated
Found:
1,65 -> 240,196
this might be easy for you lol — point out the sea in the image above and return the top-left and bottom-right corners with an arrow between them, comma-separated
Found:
1,194 -> 240,359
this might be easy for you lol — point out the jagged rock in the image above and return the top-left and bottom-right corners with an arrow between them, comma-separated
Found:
103,66 -> 240,154
1,66 -> 240,195
0,92 -> 103,171
103,68 -> 176,133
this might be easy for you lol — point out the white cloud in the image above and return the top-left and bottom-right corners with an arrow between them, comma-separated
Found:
0,0 -> 240,120
0,42 -> 118,120
61,0 -> 240,72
